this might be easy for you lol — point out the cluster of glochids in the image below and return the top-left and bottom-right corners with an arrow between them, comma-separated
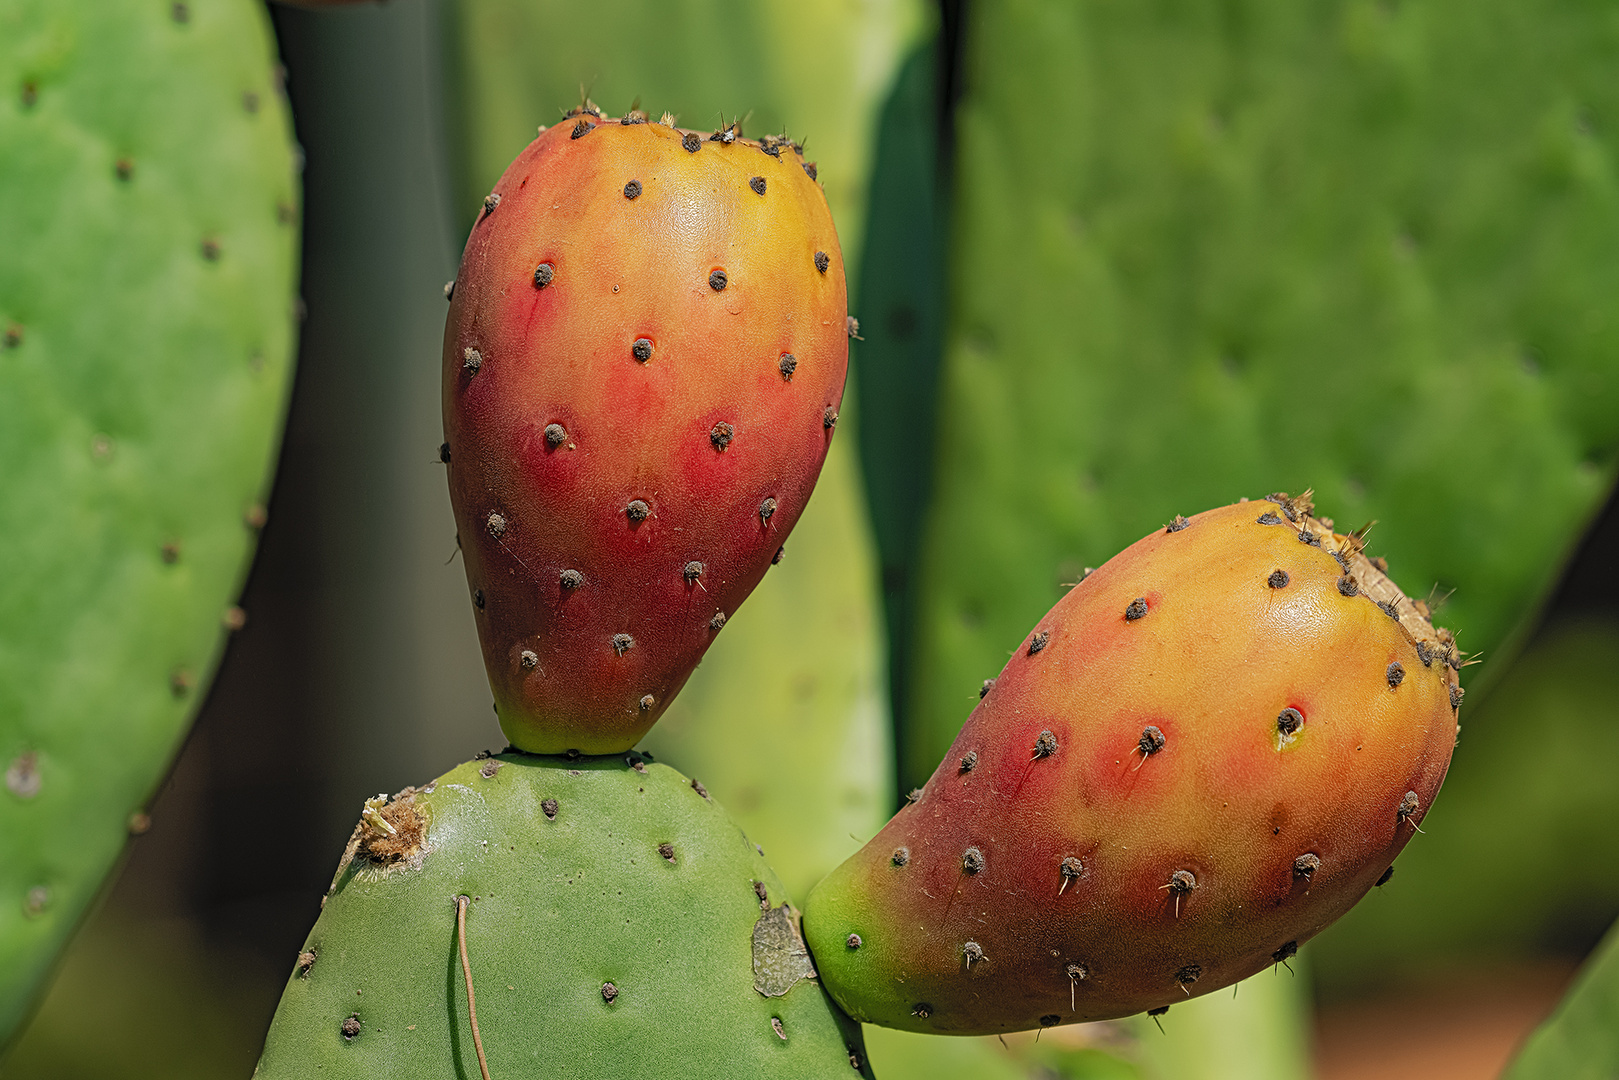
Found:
442,102 -> 852,755
805,493 -> 1462,1034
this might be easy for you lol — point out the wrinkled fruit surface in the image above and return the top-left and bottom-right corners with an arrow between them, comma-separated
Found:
444,111 -> 848,754
256,752 -> 873,1078
805,495 -> 1460,1034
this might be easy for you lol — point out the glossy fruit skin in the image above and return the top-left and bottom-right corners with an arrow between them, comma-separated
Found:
444,115 -> 847,754
805,497 -> 1460,1034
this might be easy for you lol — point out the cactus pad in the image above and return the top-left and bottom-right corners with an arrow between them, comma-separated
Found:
0,0 -> 300,1041
1503,914 -> 1619,1080
850,37 -> 949,794
255,754 -> 873,1078
901,0 -> 1619,790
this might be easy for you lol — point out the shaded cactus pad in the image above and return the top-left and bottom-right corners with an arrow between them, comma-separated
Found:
254,753 -> 873,1078
1505,913 -> 1619,1080
0,0 -> 299,1041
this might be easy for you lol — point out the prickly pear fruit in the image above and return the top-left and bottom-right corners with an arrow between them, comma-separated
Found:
805,495 -> 1461,1034
443,111 -> 848,755
256,751 -> 874,1078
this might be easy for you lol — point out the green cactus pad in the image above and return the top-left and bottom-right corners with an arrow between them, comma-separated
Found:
849,37 -> 949,793
899,0 -> 1619,792
0,0 -> 300,1042
1503,913 -> 1619,1080
254,754 -> 872,1078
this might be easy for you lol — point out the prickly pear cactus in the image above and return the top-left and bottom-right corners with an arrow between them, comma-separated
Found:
850,29 -> 1308,1079
254,753 -> 874,1078
900,0 -> 1619,793
0,0 -> 299,1044
808,497 -> 1459,1033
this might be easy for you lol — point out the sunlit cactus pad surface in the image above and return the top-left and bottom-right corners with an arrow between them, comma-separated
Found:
255,753 -> 873,1079
0,0 -> 300,1041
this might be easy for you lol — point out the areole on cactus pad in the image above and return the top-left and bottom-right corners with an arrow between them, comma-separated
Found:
443,107 -> 849,755
804,495 -> 1461,1034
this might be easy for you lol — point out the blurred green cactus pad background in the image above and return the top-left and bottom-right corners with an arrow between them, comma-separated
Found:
882,0 -> 1619,793
0,0 -> 300,1043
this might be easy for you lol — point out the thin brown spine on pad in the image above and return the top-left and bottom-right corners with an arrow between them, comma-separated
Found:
456,896 -> 492,1080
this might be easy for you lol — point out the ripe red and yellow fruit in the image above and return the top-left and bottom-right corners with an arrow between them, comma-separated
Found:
443,110 -> 847,754
804,495 -> 1461,1033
